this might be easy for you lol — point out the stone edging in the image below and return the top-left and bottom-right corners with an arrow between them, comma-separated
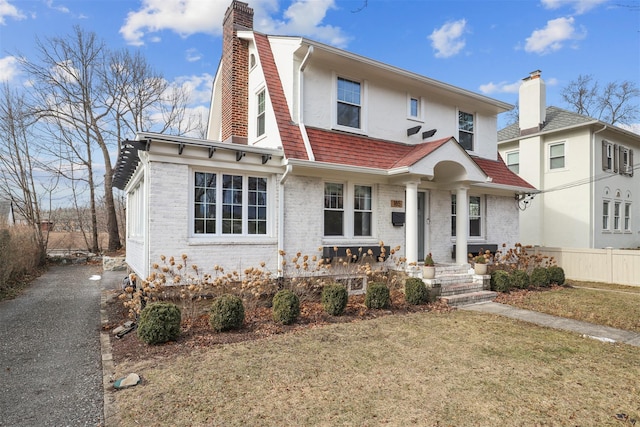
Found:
100,291 -> 119,427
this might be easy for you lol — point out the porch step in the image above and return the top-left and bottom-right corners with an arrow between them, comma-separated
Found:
439,290 -> 498,307
440,282 -> 484,296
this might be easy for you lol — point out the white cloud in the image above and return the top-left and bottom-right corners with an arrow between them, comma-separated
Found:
479,80 -> 521,95
541,0 -> 608,14
525,17 -> 586,54
428,19 -> 467,58
0,56 -> 20,82
0,0 -> 25,24
119,0 -> 349,48
619,123 -> 640,136
185,48 -> 202,63
172,73 -> 214,105
45,0 -> 69,14
263,0 -> 350,48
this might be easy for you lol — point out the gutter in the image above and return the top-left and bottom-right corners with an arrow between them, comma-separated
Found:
591,125 -> 607,248
298,45 -> 315,161
278,164 -> 293,275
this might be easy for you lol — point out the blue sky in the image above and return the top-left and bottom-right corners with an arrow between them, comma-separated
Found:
1,0 -> 639,132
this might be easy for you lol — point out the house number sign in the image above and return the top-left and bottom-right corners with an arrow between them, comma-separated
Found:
391,200 -> 403,208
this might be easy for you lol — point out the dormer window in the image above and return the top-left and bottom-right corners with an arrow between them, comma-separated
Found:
458,111 -> 474,151
337,77 -> 361,129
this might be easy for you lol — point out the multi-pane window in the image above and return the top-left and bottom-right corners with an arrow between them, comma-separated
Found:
602,141 -> 614,172
602,140 -> 634,177
624,203 -> 631,231
324,183 -> 344,236
194,172 -> 216,234
128,179 -> 144,238
194,172 -> 268,236
410,97 -> 419,118
451,195 -> 482,237
248,177 -> 267,235
620,147 -> 634,176
506,151 -> 520,174
602,200 -> 610,230
257,89 -> 265,137
337,77 -> 361,128
549,143 -> 565,169
458,111 -> 474,151
354,185 -> 372,236
614,202 -> 621,231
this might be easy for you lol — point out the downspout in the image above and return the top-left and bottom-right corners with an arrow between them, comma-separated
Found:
591,125 -> 607,247
298,45 -> 315,161
278,164 -> 293,275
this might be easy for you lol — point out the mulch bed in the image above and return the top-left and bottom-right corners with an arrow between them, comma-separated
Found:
103,290 -> 454,364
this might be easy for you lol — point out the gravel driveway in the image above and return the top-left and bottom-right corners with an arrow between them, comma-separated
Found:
0,264 -> 105,426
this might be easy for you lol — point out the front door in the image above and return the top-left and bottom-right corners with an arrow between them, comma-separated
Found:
417,191 -> 429,261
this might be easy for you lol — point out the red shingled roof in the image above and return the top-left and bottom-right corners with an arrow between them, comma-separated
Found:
307,126 -> 449,169
472,155 -> 536,189
254,33 -> 308,160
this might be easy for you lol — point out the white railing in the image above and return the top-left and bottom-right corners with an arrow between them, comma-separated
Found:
531,247 -> 640,287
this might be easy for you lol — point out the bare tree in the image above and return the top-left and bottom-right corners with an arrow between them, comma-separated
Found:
0,84 -> 47,262
561,74 -> 640,125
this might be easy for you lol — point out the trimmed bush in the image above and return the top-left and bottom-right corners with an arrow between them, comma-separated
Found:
365,282 -> 390,309
321,283 -> 348,316
548,266 -> 566,285
491,270 -> 511,293
511,269 -> 531,290
209,294 -> 245,332
530,267 -> 551,287
272,289 -> 300,325
137,302 -> 181,345
405,278 -> 428,305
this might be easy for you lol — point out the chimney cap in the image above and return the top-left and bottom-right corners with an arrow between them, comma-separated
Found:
523,70 -> 542,81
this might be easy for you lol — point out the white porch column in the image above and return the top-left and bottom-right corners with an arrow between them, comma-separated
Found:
455,186 -> 469,265
405,181 -> 419,265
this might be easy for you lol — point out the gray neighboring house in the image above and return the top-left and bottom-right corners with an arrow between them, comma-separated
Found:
498,70 -> 639,249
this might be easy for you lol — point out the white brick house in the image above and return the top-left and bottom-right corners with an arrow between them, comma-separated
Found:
113,1 -> 535,280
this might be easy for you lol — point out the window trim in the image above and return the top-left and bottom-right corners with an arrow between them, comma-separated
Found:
548,142 -> 566,171
191,169 -> 271,239
323,181 -> 375,239
332,73 -> 368,134
613,201 -> 622,232
506,150 -> 520,174
451,194 -> 485,240
127,177 -> 145,239
408,95 -> 423,122
457,109 -> 475,152
624,202 -> 632,232
602,199 -> 610,232
256,88 -> 266,138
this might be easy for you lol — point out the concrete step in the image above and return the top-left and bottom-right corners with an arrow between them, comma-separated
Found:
437,273 -> 474,286
439,291 -> 498,307
440,282 -> 484,296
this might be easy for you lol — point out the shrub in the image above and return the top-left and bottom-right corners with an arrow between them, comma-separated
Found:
365,282 -> 390,309
490,270 -> 511,293
530,267 -> 551,287
272,289 -> 300,325
548,266 -> 566,285
209,294 -> 245,332
511,269 -> 530,290
137,302 -> 182,345
321,283 -> 348,316
404,278 -> 428,305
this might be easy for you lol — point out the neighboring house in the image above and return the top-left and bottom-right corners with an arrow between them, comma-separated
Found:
498,70 -> 639,249
113,0 -> 534,279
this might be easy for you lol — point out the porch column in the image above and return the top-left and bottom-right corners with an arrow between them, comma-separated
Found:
455,186 -> 469,265
405,181 -> 419,265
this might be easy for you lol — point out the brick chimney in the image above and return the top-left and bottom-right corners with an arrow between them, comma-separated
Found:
221,1 -> 254,144
519,70 -> 546,135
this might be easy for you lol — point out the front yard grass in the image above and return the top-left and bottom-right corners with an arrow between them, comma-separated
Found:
113,308 -> 640,426
500,280 -> 640,333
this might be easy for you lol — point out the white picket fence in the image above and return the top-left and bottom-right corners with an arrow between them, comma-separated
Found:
531,247 -> 640,287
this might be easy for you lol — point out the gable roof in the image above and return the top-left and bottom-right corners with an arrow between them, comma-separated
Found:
254,33 -> 309,160
499,106 -> 598,141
